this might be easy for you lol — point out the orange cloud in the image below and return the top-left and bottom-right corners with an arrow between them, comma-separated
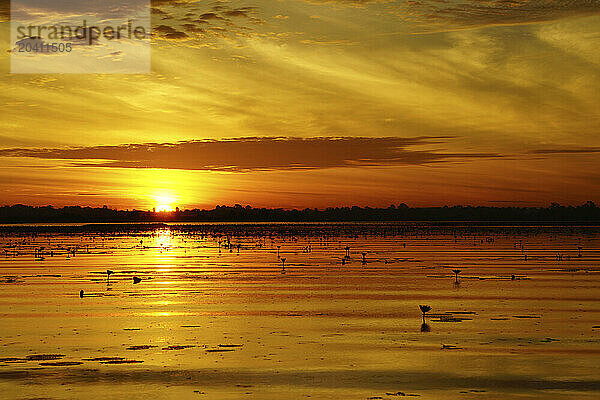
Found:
0,137 -> 502,171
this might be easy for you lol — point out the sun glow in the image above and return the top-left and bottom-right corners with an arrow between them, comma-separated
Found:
155,229 -> 172,248
153,192 -> 177,212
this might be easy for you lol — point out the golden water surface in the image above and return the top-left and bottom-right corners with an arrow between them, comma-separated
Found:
0,223 -> 599,399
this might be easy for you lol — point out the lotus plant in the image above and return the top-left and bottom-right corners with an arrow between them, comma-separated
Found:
419,304 -> 432,323
452,269 -> 461,284
419,305 -> 431,323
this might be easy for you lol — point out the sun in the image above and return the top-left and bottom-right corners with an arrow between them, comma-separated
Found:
153,192 -> 177,212
156,204 -> 174,212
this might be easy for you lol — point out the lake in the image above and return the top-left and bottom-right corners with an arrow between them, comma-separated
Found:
1,223 -> 599,399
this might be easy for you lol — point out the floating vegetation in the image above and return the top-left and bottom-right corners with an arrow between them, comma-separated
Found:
100,359 -> 143,364
386,391 -> 420,397
441,344 -> 462,350
432,315 -> 472,323
0,276 -> 20,284
205,344 -> 243,352
162,345 -> 195,350
540,338 -> 559,343
0,357 -> 26,363
126,345 -> 158,350
39,361 -> 83,366
548,268 -> 585,273
26,354 -> 65,361
368,391 -> 420,398
428,311 -> 474,323
83,357 -> 125,362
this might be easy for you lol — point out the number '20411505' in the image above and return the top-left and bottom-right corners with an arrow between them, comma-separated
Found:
18,43 -> 72,53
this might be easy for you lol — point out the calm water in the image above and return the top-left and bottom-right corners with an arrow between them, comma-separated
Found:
0,223 -> 599,399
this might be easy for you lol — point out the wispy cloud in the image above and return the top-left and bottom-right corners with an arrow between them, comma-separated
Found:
530,147 -> 600,154
399,0 -> 600,31
0,137 -> 502,172
150,0 -> 265,42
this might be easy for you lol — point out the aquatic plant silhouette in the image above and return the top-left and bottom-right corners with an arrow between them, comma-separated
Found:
34,247 -> 45,260
452,269 -> 461,283
419,304 -> 431,323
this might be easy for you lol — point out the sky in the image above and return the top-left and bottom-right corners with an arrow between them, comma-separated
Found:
1,0 -> 600,210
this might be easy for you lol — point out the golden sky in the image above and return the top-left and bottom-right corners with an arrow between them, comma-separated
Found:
1,0 -> 600,210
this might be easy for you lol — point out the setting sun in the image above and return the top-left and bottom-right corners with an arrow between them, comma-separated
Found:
153,192 -> 177,212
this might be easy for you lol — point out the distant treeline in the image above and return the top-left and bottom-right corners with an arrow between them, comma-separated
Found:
0,202 -> 599,223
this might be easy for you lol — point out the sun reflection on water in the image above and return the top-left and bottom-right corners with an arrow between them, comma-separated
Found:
155,228 -> 172,249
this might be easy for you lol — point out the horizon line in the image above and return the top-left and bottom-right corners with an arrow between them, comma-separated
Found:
1,201 -> 597,213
